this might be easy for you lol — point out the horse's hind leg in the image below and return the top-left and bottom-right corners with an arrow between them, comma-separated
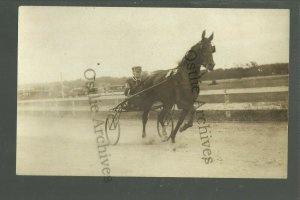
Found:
142,105 -> 152,138
169,109 -> 189,143
158,105 -> 172,137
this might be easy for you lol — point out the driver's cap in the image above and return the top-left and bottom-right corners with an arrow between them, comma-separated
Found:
132,66 -> 142,72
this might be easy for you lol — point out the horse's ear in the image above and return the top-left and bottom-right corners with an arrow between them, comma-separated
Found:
209,32 -> 214,41
202,30 -> 206,39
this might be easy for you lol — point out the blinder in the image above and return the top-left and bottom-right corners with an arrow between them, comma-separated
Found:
212,46 -> 216,53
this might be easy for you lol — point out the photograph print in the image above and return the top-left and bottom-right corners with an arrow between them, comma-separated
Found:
17,7 -> 289,179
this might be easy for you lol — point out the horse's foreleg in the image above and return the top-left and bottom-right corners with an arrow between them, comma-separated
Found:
158,110 -> 166,136
179,108 -> 195,132
142,107 -> 151,138
169,109 -> 189,143
158,106 -> 171,137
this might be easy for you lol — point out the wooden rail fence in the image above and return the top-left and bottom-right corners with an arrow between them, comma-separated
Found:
17,86 -> 288,118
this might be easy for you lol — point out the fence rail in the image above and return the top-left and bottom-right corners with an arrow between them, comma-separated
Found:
17,86 -> 288,118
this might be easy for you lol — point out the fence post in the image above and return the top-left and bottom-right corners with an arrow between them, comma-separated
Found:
72,100 -> 75,116
43,101 -> 46,116
224,89 -> 231,119
55,99 -> 59,116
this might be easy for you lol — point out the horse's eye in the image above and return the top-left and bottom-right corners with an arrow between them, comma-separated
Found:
212,46 -> 216,53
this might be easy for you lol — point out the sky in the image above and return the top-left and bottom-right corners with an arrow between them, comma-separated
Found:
18,7 -> 289,84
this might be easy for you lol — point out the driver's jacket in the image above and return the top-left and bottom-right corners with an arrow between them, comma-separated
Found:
124,77 -> 143,96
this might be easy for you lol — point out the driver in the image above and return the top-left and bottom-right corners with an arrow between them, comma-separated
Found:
124,66 -> 143,96
124,66 -> 145,110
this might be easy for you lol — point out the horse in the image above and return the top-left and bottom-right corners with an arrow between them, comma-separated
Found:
134,30 -> 216,143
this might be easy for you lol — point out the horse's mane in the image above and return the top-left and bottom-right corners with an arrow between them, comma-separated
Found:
150,70 -> 167,76
137,42 -> 202,93
138,70 -> 169,92
177,42 -> 201,69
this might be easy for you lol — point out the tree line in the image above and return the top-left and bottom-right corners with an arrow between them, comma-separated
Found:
89,62 -> 288,85
201,62 -> 288,81
19,62 -> 288,99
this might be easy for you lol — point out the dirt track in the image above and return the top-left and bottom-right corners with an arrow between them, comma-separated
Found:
16,114 -> 287,178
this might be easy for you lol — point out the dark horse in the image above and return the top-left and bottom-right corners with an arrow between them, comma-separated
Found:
135,30 -> 215,143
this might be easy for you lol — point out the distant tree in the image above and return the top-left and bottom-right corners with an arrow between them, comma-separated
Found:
249,61 -> 258,68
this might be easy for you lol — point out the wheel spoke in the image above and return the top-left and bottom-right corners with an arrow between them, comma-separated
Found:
105,113 -> 120,145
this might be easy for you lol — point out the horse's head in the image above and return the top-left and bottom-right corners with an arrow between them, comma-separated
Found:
199,30 -> 215,71
185,30 -> 216,71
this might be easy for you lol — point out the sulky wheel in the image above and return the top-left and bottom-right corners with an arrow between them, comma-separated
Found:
105,113 -> 121,145
157,111 -> 174,142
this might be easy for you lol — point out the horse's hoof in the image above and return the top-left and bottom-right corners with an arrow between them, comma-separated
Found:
142,134 -> 146,138
171,138 -> 175,143
164,135 -> 173,142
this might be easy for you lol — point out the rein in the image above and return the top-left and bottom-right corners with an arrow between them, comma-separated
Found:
111,74 -> 176,111
112,45 -> 209,111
